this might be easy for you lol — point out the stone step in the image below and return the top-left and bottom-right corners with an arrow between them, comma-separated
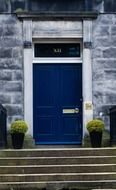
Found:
0,164 -> 116,174
0,148 -> 115,190
0,181 -> 115,190
0,148 -> 116,157
0,156 -> 116,165
0,173 -> 116,182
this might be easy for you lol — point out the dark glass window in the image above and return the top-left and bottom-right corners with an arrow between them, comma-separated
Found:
28,0 -> 92,12
34,43 -> 81,58
104,0 -> 116,12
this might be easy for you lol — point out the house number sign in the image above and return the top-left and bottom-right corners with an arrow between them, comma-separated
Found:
85,102 -> 93,110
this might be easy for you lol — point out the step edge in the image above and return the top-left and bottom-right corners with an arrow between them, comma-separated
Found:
1,147 -> 116,151
0,180 -> 116,184
0,156 -> 116,159
1,172 -> 116,176
0,164 -> 116,167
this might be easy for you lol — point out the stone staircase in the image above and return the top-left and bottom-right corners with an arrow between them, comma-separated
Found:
0,148 -> 115,190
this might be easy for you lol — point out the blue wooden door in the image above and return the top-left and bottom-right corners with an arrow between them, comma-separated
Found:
33,64 -> 82,144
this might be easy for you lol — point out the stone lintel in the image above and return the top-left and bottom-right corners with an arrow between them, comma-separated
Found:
16,12 -> 98,21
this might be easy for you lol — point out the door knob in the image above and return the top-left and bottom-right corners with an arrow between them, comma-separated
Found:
75,108 -> 79,113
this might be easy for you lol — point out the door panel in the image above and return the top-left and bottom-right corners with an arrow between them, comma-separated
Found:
33,65 -> 59,143
33,64 -> 82,144
60,65 -> 82,143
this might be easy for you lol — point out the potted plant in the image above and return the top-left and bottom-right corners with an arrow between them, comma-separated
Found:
86,119 -> 105,148
10,120 -> 28,149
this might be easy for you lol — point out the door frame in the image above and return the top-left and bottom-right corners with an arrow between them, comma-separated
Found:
23,20 -> 93,142
32,39 -> 83,138
33,39 -> 83,144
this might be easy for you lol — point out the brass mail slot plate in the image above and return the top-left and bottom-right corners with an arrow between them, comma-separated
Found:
63,109 -> 75,114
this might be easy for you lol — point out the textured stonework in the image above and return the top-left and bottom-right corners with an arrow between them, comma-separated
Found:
0,1 -> 115,134
92,14 -> 116,128
32,21 -> 82,38
0,14 -> 23,127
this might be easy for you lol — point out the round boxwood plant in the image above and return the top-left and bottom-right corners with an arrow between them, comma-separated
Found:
86,119 -> 105,133
10,120 -> 28,134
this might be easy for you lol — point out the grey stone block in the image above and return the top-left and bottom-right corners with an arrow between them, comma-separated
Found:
11,93 -> 23,104
3,25 -> 18,36
0,37 -> 23,48
12,58 -> 23,69
111,26 -> 116,36
104,69 -> 116,80
110,37 -> 116,47
0,59 -> 22,70
12,48 -> 23,58
0,15 -> 17,24
4,82 -> 22,92
0,27 -> 3,36
105,93 -> 116,104
0,81 -> 6,91
98,14 -> 114,25
92,60 -> 105,70
12,70 -> 23,80
0,48 -> 12,58
104,81 -> 116,92
93,25 -> 110,37
5,105 -> 23,116
104,60 -> 116,69
103,48 -> 116,58
93,38 -> 110,48
92,82 -> 105,94
93,91 -> 104,105
92,82 -> 106,114
93,70 -> 104,81
0,70 -> 12,81
0,94 -> 11,104
92,49 -> 102,59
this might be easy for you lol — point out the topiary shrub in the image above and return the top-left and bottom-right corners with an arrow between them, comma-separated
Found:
86,119 -> 105,148
86,119 -> 105,133
10,120 -> 28,134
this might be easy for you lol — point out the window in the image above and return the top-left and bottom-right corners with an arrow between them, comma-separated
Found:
34,43 -> 81,58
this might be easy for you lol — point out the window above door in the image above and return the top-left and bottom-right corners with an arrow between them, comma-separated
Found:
34,43 -> 81,58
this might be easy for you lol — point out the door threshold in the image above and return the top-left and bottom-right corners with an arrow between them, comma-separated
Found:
34,145 -> 82,149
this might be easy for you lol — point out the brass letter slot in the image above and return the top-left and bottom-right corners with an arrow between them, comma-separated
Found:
63,108 -> 79,114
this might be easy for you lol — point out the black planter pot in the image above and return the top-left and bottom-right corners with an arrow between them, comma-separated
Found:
90,131 -> 102,148
11,133 -> 25,149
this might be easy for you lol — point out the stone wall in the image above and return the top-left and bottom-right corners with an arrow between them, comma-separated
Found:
92,14 -> 116,128
0,10 -> 115,133
0,14 -> 23,127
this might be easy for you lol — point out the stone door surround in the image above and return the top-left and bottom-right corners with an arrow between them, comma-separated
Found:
22,18 -> 93,139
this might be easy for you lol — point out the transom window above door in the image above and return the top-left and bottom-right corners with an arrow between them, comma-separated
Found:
34,43 -> 81,58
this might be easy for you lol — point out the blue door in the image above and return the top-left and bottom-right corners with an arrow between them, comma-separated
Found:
33,64 -> 82,144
